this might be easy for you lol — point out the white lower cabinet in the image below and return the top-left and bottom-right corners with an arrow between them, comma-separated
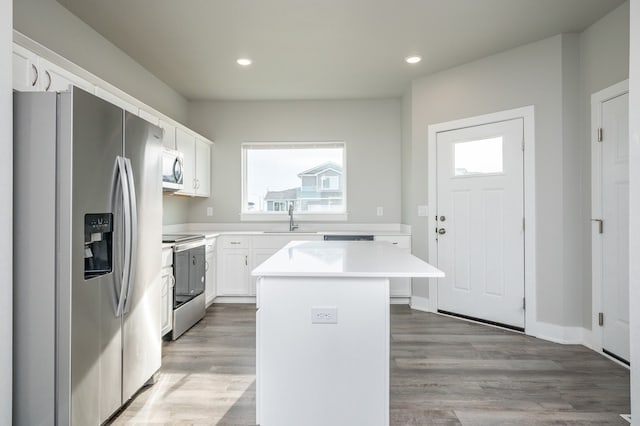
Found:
216,234 -> 322,299
219,249 -> 250,295
161,247 -> 174,337
215,233 -> 410,301
205,237 -> 217,305
374,235 -> 412,298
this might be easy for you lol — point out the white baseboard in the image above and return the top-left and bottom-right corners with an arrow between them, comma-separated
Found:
213,296 -> 257,304
410,296 -> 431,312
533,321 -> 591,345
390,297 -> 411,305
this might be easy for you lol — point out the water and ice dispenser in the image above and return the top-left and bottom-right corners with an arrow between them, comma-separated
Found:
84,213 -> 113,279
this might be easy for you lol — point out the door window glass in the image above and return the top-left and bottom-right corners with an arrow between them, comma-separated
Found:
454,137 -> 503,176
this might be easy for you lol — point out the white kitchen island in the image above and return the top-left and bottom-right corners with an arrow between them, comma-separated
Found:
252,240 -> 444,426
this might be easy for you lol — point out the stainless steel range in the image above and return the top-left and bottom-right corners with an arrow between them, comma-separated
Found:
163,234 -> 206,340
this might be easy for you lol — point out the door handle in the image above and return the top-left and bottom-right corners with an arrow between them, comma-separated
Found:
438,228 -> 446,235
123,157 -> 138,314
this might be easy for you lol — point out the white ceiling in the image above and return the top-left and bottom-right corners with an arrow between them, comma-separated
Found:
57,0 -> 625,101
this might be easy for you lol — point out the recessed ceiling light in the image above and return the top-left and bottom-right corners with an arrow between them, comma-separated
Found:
405,55 -> 422,64
237,58 -> 252,66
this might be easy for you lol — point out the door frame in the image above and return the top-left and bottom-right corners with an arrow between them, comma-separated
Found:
590,80 -> 629,353
427,106 -> 537,336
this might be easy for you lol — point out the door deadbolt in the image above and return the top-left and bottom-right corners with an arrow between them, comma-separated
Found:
438,228 -> 446,235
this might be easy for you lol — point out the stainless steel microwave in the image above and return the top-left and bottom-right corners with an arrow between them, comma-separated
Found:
162,149 -> 184,192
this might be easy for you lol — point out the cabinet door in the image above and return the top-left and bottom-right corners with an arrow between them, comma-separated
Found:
39,58 -> 94,94
159,120 -> 177,150
160,269 -> 173,336
195,138 -> 211,197
251,249 -> 278,296
176,128 -> 196,196
390,249 -> 412,297
12,44 -> 40,91
219,249 -> 250,295
205,239 -> 217,305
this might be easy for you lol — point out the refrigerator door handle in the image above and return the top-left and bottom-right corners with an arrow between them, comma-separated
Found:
122,157 -> 138,314
112,156 -> 132,317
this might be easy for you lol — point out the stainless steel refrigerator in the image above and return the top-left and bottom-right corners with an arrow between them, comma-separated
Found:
13,88 -> 162,425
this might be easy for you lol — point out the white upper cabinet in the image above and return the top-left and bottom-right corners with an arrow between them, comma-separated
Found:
176,129 -> 211,197
38,58 -> 94,94
195,138 -> 211,197
13,44 -> 40,92
176,128 -> 196,195
13,44 -> 93,94
159,120 -> 177,150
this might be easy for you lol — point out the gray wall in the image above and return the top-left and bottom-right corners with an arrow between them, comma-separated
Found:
184,99 -> 402,224
1,0 -> 11,421
405,2 -> 630,330
13,0 -> 188,122
407,35 -> 565,327
401,91 -> 412,226
629,0 -> 639,418
577,1 -> 630,328
162,195 -> 190,225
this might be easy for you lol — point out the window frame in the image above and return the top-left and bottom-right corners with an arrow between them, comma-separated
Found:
240,141 -> 348,221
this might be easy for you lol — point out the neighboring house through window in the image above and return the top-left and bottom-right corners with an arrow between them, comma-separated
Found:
242,142 -> 346,220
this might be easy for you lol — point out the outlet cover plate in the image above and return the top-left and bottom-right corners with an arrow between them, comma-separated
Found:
311,307 -> 338,324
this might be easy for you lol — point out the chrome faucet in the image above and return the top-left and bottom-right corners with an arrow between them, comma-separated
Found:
288,203 -> 299,232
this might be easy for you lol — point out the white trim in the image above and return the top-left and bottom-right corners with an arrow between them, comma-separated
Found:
410,295 -> 431,312
590,80 -> 629,354
213,296 -> 257,304
390,297 -> 411,305
427,106 -> 538,336
533,321 -> 591,345
240,212 -> 349,222
240,141 -> 348,218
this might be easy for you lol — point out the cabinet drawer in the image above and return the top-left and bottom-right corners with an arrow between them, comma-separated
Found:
161,247 -> 174,267
252,234 -> 321,250
221,236 -> 250,249
374,235 -> 411,250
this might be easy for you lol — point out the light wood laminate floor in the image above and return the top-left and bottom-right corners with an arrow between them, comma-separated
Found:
112,304 -> 630,425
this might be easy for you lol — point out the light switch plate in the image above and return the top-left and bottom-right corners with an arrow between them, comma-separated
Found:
206,207 -> 213,216
376,206 -> 383,216
311,307 -> 338,324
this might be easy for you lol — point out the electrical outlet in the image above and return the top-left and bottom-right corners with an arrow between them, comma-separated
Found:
417,205 -> 428,217
376,206 -> 383,216
311,307 -> 338,324
206,207 -> 213,217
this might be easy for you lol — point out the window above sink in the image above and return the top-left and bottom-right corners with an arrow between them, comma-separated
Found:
241,142 -> 348,221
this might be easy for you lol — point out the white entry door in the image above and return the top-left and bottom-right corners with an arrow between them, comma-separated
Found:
436,118 -> 525,329
595,91 -> 629,363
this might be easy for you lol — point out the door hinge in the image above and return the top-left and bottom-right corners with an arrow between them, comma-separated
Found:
523,297 -> 526,310
597,127 -> 603,142
522,218 -> 525,231
521,138 -> 525,151
598,312 -> 604,326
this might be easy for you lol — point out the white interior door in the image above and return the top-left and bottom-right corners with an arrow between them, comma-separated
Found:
597,92 -> 630,362
436,119 -> 525,329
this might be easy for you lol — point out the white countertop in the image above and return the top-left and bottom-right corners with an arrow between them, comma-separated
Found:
251,241 -> 444,278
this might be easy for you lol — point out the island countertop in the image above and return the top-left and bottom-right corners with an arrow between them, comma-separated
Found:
251,240 -> 444,278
